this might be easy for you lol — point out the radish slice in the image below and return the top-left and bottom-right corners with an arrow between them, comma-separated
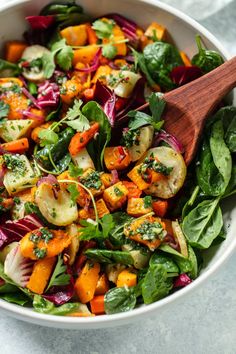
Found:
4,244 -> 34,287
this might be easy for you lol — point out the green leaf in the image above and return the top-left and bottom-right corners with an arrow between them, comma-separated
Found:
128,111 -> 153,130
79,220 -> 101,240
209,119 -> 232,194
92,19 -> 114,39
131,48 -> 156,87
0,292 -> 29,306
42,51 -> 56,79
82,101 -> 111,170
148,92 -> 166,122
141,264 -> 172,304
102,44 -> 117,59
67,184 -> 79,204
46,255 -> 70,292
68,163 -> 83,178
56,42 -> 74,71
100,214 -> 115,238
38,129 -> 59,146
64,99 -> 90,132
33,295 -> 84,316
0,101 -> 10,123
0,59 -> 22,76
149,253 -> 179,275
104,286 -> 137,314
85,249 -> 134,265
182,198 -> 223,249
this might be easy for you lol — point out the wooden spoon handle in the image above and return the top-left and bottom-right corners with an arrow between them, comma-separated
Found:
164,56 -> 236,117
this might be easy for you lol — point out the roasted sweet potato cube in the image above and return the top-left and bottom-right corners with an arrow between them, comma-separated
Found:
103,182 -> 128,211
80,168 -> 105,197
127,197 -> 153,217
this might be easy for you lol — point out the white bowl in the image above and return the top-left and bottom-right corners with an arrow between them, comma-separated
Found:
0,0 -> 235,329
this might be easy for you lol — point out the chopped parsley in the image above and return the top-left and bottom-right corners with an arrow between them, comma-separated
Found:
29,228 -> 54,259
136,220 -> 166,241
143,196 -> 152,209
114,186 -> 124,197
80,171 -> 102,190
138,153 -> 173,182
3,154 -> 26,176
33,248 -> 47,259
122,129 -> 140,148
0,101 -> 10,123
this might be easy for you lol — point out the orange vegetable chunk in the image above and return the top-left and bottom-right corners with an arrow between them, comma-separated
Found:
27,257 -> 56,294
75,261 -> 100,303
90,295 -> 105,315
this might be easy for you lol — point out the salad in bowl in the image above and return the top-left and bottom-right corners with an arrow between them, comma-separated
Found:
0,0 -> 235,319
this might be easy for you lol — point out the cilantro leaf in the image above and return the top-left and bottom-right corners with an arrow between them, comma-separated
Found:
46,255 -> 70,291
68,163 -> 83,178
0,101 -> 10,123
67,184 -> 79,204
149,93 -> 166,122
38,129 -> 59,146
64,99 -> 90,132
79,214 -> 115,241
102,44 -> 117,59
128,93 -> 166,131
56,42 -> 73,71
42,51 -> 56,79
92,19 -> 114,39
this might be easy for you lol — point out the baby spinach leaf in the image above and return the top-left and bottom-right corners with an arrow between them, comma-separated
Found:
182,198 -> 223,249
209,119 -> 232,194
187,245 -> 198,279
82,101 -> 111,170
131,48 -> 156,87
85,249 -> 134,265
33,295 -> 83,316
143,41 -> 183,90
149,253 -> 179,275
222,107 -> 236,152
191,35 -> 224,74
109,212 -> 133,247
0,292 -> 29,306
141,264 -> 172,304
104,286 -> 137,314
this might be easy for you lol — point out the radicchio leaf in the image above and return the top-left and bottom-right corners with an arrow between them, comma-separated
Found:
94,80 -> 116,126
173,273 -> 192,288
170,65 -> 202,86
26,16 -> 55,30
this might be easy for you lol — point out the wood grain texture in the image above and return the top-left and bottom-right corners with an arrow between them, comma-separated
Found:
134,57 -> 236,164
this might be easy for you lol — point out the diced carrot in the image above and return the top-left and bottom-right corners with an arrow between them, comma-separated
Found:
5,41 -> 27,63
104,146 -> 131,171
127,165 -> 151,190
20,229 -> 71,260
73,45 -> 98,66
60,78 -> 83,105
26,257 -> 56,294
101,18 -> 127,56
116,269 -> 137,287
152,200 -> 168,217
74,261 -> 100,303
86,24 -> 98,45
122,181 -> 142,199
90,295 -> 105,315
69,122 -> 99,156
28,108 -> 46,128
180,51 -> 192,67
60,24 -> 88,46
31,122 -> 51,143
2,138 -> 29,153
145,22 -> 166,41
1,91 -> 28,120
91,65 -> 112,85
95,273 -> 109,295
83,88 -> 95,101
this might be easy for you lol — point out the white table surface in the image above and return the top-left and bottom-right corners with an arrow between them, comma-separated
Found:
0,1 -> 236,353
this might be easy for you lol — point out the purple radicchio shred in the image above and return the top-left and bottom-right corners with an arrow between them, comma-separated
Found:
170,65 -> 202,86
173,273 -> 192,288
0,214 -> 43,250
94,80 -> 116,126
26,16 -> 55,30
153,130 -> 184,154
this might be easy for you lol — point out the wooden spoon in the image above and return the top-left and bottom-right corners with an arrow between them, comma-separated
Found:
129,56 -> 236,165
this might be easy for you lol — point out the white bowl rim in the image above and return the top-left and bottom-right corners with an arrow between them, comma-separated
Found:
0,0 -> 235,328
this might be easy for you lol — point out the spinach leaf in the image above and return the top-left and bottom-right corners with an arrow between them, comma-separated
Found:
131,48 -> 156,87
158,244 -> 193,274
149,253 -> 179,275
222,107 -> 236,152
185,245 -> 198,279
196,139 -> 227,196
0,283 -> 18,294
143,42 -> 183,90
0,292 -> 29,306
104,286 -> 137,314
224,164 -> 236,197
141,264 -> 172,304
85,249 -> 134,265
182,198 -> 223,249
158,244 -> 187,259
109,212 -> 133,247
209,119 -> 232,194
82,101 -> 111,171
33,295 -> 84,316
191,35 -> 224,74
